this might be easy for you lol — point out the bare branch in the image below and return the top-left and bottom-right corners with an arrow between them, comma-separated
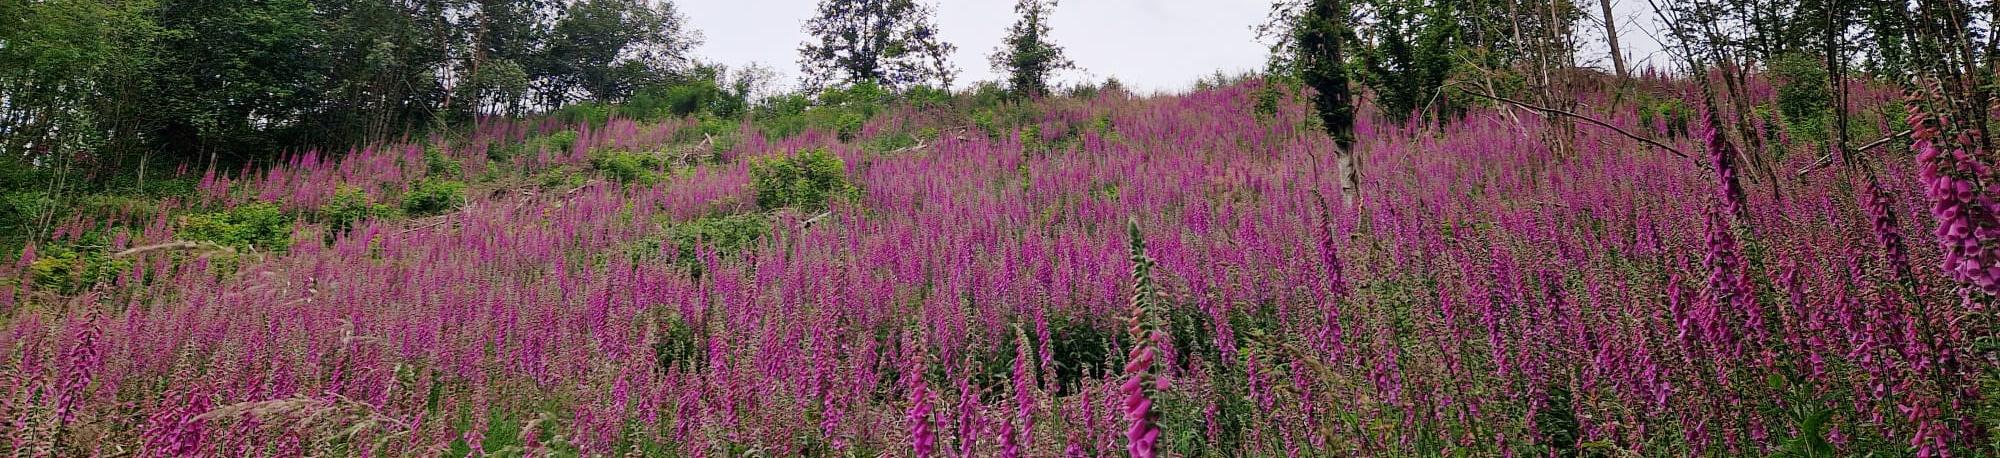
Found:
1454,85 -> 1696,164
1794,130 -> 1914,177
109,241 -> 228,259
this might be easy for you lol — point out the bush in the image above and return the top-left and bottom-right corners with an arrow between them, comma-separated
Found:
402,180 -> 466,216
536,168 -> 586,190
627,212 -> 770,278
552,103 -> 612,126
665,213 -> 769,260
864,132 -> 920,153
544,130 -> 582,154
424,145 -> 462,178
589,150 -> 666,184
180,202 -> 294,251
27,243 -> 132,294
1772,52 -> 1832,143
321,186 -> 397,235
903,85 -> 954,109
749,148 -> 858,211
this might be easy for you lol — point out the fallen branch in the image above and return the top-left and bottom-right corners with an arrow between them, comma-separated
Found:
1793,130 -> 1913,177
110,241 -> 227,259
890,138 -> 930,154
1454,86 -> 1695,163
802,211 -> 834,227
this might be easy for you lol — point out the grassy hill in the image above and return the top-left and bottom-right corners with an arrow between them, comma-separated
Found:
0,75 -> 1986,457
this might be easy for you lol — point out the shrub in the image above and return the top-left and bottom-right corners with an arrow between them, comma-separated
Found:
864,132 -> 920,153
181,202 -> 293,251
423,145 -> 462,178
536,167 -> 586,190
487,140 -> 525,163
27,246 -> 131,294
1773,52 -> 1832,142
320,186 -> 397,235
542,130 -> 582,155
552,103 -> 612,126
629,212 -> 771,278
1,190 -> 53,231
904,84 -> 954,109
665,213 -> 769,261
402,180 -> 466,216
589,150 -> 666,184
749,148 -> 858,211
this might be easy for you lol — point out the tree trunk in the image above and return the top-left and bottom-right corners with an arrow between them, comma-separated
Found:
1336,144 -> 1361,206
1598,0 -> 1628,79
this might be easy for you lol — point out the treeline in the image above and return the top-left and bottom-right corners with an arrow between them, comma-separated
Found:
0,0 -> 1081,170
1258,0 -> 1981,203
0,0 -> 707,170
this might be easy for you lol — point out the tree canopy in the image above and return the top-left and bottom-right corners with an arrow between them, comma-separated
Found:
989,0 -> 1073,98
798,0 -> 959,92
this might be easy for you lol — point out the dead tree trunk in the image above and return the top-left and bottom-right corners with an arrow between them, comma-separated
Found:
1598,0 -> 1629,79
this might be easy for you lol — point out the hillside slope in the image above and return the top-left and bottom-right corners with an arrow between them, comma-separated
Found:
0,79 -> 1986,457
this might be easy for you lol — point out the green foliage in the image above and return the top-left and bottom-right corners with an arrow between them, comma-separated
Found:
799,0 -> 959,91
972,104 -> 1042,139
651,312 -> 707,372
1045,314 -> 1115,396
589,150 -> 667,184
1770,404 -> 1836,457
536,167 -> 587,190
552,102 -> 614,126
25,240 -> 133,294
1,189 -> 55,247
1288,0 -> 1358,142
749,148 -> 858,211
459,59 -> 531,117
1253,82 -> 1287,122
548,130 -> 583,153
631,212 -> 771,278
968,81 -> 1012,109
865,132 -> 922,153
614,65 -> 760,122
319,186 -> 396,235
1348,0 -> 1461,123
423,145 -> 462,178
535,0 -> 701,105
903,85 -> 955,109
1636,95 -> 1693,138
754,83 -> 896,141
1772,52 -> 1833,144
180,202 -> 293,251
664,213 -> 769,260
990,0 -> 1073,98
401,180 -> 466,216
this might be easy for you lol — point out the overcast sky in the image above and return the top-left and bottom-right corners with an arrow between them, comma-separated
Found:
678,0 -> 1673,94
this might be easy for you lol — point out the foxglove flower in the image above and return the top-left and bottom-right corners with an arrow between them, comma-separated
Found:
1700,107 -> 1748,222
1121,219 -> 1165,458
1907,100 -> 2000,294
904,334 -> 937,458
1863,176 -> 1913,282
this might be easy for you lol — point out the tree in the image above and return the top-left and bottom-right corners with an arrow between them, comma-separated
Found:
1347,0 -> 1462,122
0,0 -> 157,162
538,0 -> 702,106
798,0 -> 959,92
989,0 -> 1073,98
147,0 -> 331,163
1294,0 -> 1363,205
318,0 -> 453,141
1597,0 -> 1628,79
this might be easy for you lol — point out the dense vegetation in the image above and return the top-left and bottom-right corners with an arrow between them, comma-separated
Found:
8,0 -> 2000,456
